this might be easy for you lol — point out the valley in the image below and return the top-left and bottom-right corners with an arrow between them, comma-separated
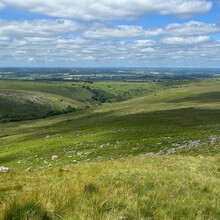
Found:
0,76 -> 220,219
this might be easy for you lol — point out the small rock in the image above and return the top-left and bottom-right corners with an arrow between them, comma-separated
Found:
51,155 -> 58,160
72,160 -> 78,163
0,166 -> 10,172
25,167 -> 31,172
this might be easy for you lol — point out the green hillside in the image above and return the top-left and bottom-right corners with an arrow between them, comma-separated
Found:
0,80 -> 160,122
0,90 -> 86,122
0,79 -> 219,167
0,79 -> 220,219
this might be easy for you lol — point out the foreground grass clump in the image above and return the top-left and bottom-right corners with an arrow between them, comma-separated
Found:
3,202 -> 52,220
1,155 -> 220,219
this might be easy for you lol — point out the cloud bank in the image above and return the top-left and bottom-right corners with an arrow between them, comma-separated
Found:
0,0 -> 219,67
0,0 -> 213,20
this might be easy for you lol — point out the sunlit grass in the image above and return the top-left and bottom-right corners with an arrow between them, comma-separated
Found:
1,156 -> 220,219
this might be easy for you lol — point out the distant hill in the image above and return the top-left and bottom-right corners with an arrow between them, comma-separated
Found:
0,80 -> 159,122
0,90 -> 86,122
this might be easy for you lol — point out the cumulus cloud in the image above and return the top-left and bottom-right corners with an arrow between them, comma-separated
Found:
1,34 -> 220,67
165,20 -> 219,36
0,37 -> 158,63
1,0 -> 213,20
0,19 -> 81,37
0,19 -> 218,41
83,21 -> 219,40
84,25 -> 163,40
161,36 -> 211,44
0,1 -> 218,67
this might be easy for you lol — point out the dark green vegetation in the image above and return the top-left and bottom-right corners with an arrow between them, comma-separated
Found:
0,78 -> 220,219
3,202 -> 52,220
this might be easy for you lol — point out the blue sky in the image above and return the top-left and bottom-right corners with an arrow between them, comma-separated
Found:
0,0 -> 220,67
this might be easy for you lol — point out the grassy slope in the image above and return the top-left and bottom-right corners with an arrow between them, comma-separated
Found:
0,80 -> 160,102
0,79 -> 219,167
0,79 -> 220,219
0,90 -> 86,121
0,80 -> 94,101
0,80 -> 160,122
0,156 -> 219,219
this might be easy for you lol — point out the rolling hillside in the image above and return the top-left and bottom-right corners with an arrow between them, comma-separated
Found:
0,89 -> 86,122
0,80 -> 160,122
0,79 -> 220,219
0,79 -> 219,167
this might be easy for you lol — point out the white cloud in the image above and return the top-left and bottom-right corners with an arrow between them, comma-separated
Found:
84,25 -> 163,40
135,40 -> 155,46
1,0 -> 212,20
0,19 -> 81,37
0,1 -> 218,67
161,36 -> 211,44
0,35 -> 220,67
0,2 -> 4,9
165,20 -> 219,36
0,18 -> 218,42
0,37 -> 158,63
83,21 -> 219,40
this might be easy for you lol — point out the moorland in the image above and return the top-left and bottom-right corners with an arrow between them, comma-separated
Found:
0,69 -> 219,219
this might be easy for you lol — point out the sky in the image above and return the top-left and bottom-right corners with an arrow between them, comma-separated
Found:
0,0 -> 220,67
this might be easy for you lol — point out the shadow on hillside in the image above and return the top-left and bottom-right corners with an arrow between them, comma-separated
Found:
1,107 -> 220,164
168,92 -> 220,103
32,107 -> 220,137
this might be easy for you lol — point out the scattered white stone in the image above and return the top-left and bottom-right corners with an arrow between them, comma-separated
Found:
100,143 -> 110,148
209,135 -> 220,145
51,155 -> 58,160
25,167 -> 31,172
140,152 -> 155,157
72,160 -> 78,163
0,166 -> 10,172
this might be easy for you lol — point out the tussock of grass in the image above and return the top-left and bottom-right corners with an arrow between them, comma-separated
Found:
83,183 -> 99,194
3,202 -> 52,220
